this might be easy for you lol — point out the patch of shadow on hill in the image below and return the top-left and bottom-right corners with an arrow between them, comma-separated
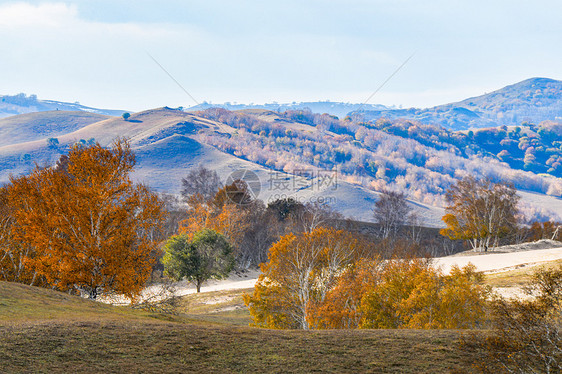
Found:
135,120 -> 204,147
134,134 -> 203,168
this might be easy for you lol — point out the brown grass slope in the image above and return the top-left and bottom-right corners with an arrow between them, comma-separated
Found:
0,281 -> 481,373
0,111 -> 111,147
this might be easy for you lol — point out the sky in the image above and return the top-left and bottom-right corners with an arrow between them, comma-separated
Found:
1,0 -> 561,112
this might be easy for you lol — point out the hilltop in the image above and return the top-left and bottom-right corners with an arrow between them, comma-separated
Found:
0,93 -> 126,119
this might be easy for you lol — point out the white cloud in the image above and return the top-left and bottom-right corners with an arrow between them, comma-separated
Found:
0,2 -> 77,27
0,2 -> 177,38
0,1 -> 560,111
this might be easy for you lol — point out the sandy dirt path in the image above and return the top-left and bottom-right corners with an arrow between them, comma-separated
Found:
434,247 -> 562,274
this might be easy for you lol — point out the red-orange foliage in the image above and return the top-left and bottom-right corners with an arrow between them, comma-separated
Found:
306,257 -> 383,329
178,188 -> 250,250
3,139 -> 165,300
0,187 -> 44,286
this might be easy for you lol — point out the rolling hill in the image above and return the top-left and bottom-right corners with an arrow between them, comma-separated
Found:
0,93 -> 126,119
0,111 -> 111,147
354,77 -> 562,130
1,105 -> 562,226
0,280 -> 478,373
0,107 -> 442,224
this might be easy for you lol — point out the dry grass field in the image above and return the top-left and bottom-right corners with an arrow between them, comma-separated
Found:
0,281 -> 482,373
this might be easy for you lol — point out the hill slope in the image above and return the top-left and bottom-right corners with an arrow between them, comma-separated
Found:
357,77 -> 562,130
0,111 -> 111,147
0,93 -> 126,118
0,281 -> 161,322
365,116 -> 562,178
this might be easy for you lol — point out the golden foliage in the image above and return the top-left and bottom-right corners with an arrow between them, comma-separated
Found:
0,187 -> 44,285
306,257 -> 383,329
244,228 -> 362,329
247,230 -> 489,330
178,193 -> 250,250
3,139 -> 165,300
360,261 -> 488,329
441,177 -> 519,251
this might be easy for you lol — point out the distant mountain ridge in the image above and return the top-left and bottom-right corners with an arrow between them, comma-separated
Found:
187,101 -> 388,119
0,93 -> 125,118
354,78 -> 562,130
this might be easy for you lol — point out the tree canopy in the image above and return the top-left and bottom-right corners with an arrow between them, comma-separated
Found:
162,229 -> 234,292
1,139 -> 165,300
440,177 -> 519,251
244,227 -> 364,329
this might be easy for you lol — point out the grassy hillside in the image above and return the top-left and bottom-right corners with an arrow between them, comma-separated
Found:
0,281 -> 168,323
0,111 -> 111,147
0,281 -> 481,373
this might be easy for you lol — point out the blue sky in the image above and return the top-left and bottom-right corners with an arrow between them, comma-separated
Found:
1,0 -> 561,111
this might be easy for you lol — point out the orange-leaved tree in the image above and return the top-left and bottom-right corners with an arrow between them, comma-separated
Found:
244,227 -> 362,330
179,181 -> 251,251
0,187 -> 45,286
5,139 -> 165,300
306,257 -> 384,329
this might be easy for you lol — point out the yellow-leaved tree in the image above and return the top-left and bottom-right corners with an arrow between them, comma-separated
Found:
4,139 -> 165,300
440,177 -> 519,251
248,248 -> 489,330
244,227 -> 363,330
359,261 -> 488,329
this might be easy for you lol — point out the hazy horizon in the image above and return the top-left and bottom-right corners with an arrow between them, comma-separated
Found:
2,1 -> 561,112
